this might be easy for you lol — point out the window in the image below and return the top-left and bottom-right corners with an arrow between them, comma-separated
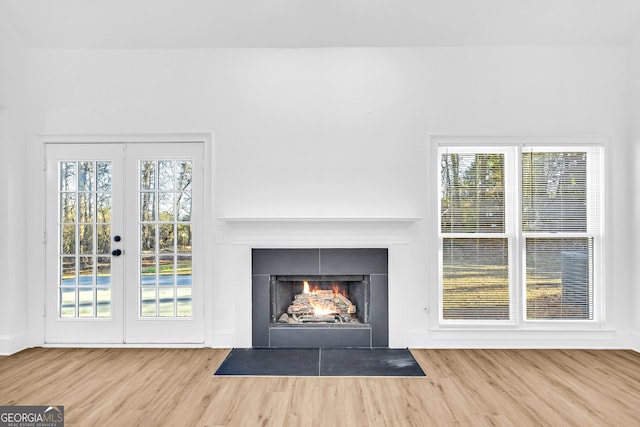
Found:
438,142 -> 603,324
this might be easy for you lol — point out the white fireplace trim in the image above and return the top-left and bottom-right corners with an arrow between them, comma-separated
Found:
218,240 -> 410,348
217,217 -> 421,222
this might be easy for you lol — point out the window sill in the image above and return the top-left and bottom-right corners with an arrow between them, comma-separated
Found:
432,324 -> 612,332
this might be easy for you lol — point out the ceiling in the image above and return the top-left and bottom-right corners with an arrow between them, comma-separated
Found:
2,0 -> 640,49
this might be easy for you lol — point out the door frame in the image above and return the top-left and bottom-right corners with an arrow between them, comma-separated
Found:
38,133 -> 214,347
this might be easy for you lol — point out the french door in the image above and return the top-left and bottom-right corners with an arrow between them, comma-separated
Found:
45,142 -> 204,344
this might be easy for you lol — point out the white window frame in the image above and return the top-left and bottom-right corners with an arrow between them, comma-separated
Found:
519,145 -> 604,324
437,145 -> 519,326
436,137 -> 604,327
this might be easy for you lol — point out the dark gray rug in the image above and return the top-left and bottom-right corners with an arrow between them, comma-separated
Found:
214,348 -> 426,377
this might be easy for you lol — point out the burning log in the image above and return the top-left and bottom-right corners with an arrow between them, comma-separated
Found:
282,281 -> 356,324
278,313 -> 290,323
335,293 -> 356,314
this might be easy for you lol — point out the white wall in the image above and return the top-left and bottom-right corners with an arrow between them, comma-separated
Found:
0,8 -> 31,355
22,46 -> 633,350
630,31 -> 640,352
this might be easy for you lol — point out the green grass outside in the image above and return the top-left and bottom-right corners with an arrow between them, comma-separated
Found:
443,264 -> 588,319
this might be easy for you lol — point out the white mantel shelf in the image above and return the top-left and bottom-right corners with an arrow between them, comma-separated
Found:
217,217 -> 422,223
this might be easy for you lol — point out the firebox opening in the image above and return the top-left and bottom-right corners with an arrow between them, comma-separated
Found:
271,275 -> 369,326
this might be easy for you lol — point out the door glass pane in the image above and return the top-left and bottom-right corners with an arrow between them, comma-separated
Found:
141,288 -> 157,317
159,288 -> 175,317
78,162 -> 94,191
176,161 -> 192,192
60,225 -> 76,254
159,255 -> 175,285
78,225 -> 93,254
177,255 -> 192,317
158,161 -> 175,191
177,224 -> 191,253
177,255 -> 192,286
97,257 -> 111,286
61,257 -> 76,286
159,193 -> 175,221
60,288 -> 76,318
140,224 -> 156,253
96,193 -> 111,222
176,161 -> 192,221
78,256 -> 94,286
138,159 -> 193,318
97,288 -> 111,318
60,162 -> 77,191
140,161 -> 156,190
57,160 -> 112,318
96,162 -> 111,192
97,225 -> 111,254
60,193 -> 76,222
177,288 -> 192,317
141,256 -> 156,286
78,289 -> 94,318
140,193 -> 155,221
159,224 -> 174,253
78,193 -> 94,222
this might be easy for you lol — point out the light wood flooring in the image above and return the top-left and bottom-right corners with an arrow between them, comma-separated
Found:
1,348 -> 639,426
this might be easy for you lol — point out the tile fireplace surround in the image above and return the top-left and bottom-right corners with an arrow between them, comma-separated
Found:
252,248 -> 389,348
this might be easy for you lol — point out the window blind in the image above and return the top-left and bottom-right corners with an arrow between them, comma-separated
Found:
525,238 -> 594,320
440,148 -> 510,321
440,152 -> 505,233
522,147 -> 601,320
522,151 -> 587,233
442,238 -> 510,320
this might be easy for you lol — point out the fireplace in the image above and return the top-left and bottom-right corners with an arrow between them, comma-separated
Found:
252,248 -> 388,348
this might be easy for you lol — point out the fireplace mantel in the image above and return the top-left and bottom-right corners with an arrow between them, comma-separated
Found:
217,216 -> 422,223
212,217 -> 413,349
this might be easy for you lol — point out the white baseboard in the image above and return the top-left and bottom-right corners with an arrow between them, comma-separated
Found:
407,328 -> 630,350
43,342 -> 204,349
632,332 -> 640,353
5,330 -> 636,353
0,332 -> 33,356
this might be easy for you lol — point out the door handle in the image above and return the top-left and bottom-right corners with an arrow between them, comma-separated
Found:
111,249 -> 123,256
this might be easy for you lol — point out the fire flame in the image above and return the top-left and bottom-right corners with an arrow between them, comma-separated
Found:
311,302 -> 337,316
302,280 -> 339,316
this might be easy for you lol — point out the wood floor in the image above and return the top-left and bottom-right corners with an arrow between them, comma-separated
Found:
1,348 -> 639,426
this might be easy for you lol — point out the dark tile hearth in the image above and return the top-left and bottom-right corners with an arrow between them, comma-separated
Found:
214,348 -> 426,377
214,348 -> 320,376
319,348 -> 426,377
